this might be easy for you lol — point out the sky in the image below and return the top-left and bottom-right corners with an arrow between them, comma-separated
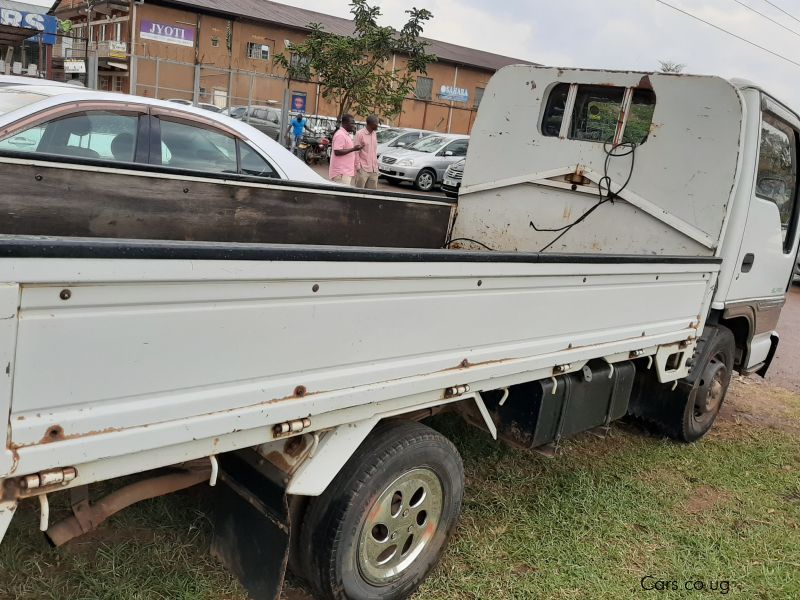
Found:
264,0 -> 800,108
21,0 -> 800,107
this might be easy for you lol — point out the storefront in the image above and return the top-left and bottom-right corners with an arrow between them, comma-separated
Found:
0,0 -> 58,78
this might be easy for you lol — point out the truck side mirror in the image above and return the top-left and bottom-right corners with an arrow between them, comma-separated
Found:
444,150 -> 454,157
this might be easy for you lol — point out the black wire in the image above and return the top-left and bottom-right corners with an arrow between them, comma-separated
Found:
447,237 -> 496,251
532,140 -> 637,252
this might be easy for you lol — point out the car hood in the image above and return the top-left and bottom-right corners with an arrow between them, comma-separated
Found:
380,147 -> 437,162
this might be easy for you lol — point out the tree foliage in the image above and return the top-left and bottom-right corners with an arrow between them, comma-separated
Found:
274,0 -> 437,119
658,60 -> 686,73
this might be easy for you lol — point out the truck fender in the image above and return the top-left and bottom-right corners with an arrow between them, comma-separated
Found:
0,500 -> 16,545
286,418 -> 380,496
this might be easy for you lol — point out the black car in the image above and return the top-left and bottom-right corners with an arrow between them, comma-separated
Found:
441,158 -> 465,199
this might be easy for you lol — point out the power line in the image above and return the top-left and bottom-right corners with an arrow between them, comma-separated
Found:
734,0 -> 800,39
652,0 -> 800,69
759,0 -> 800,27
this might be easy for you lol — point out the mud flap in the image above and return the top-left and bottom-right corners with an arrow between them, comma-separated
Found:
211,453 -> 291,600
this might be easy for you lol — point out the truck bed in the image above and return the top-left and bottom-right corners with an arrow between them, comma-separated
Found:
0,236 -> 720,485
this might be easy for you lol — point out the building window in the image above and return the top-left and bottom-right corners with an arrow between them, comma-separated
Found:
247,42 -> 270,61
211,36 -> 220,48
474,87 -> 485,108
114,77 -> 124,92
415,76 -> 433,101
98,24 -> 106,42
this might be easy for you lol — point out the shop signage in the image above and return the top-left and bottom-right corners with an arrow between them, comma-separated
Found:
0,8 -> 58,45
140,20 -> 196,47
440,85 -> 469,103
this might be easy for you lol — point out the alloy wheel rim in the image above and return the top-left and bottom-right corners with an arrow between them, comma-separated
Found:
357,468 -> 444,586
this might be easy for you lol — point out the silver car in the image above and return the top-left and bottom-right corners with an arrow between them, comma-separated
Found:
379,134 -> 469,192
376,127 -> 432,160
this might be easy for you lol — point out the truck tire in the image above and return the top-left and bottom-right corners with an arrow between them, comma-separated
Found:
297,421 -> 464,600
630,326 -> 735,442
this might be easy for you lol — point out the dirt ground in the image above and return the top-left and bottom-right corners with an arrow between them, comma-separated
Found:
765,284 -> 800,393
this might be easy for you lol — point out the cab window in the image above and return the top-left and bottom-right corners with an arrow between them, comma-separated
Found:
0,110 -> 139,162
756,112 -> 798,252
542,83 -> 656,145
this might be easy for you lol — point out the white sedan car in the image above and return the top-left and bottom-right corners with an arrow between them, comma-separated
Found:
0,85 -> 328,185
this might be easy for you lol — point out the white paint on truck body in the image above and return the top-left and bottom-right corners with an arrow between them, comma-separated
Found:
454,66 -> 745,256
0,255 -> 716,482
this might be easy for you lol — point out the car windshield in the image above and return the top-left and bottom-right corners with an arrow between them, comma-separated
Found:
0,90 -> 47,117
377,128 -> 402,143
406,135 -> 448,153
228,107 -> 247,118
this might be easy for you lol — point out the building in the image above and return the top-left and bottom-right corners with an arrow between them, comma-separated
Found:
52,0 -> 534,133
0,0 -> 60,79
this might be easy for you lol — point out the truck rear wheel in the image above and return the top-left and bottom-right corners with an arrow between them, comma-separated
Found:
630,326 -> 735,442
297,421 -> 464,600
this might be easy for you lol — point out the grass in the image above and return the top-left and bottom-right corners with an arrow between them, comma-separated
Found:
1,379 -> 799,600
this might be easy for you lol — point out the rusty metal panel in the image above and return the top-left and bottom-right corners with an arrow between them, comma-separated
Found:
0,160 -> 453,249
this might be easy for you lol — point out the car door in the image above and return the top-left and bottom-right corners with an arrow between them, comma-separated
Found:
265,110 -> 282,140
433,139 -> 469,181
724,100 -> 800,368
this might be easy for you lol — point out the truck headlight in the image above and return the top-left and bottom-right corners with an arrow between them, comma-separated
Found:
397,159 -> 414,167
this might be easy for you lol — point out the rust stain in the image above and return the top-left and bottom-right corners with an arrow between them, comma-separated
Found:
39,425 -> 65,444
265,451 -> 292,473
638,75 -> 653,90
284,436 -> 306,458
294,385 -> 307,398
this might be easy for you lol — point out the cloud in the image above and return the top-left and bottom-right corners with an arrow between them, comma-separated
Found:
271,0 -> 800,107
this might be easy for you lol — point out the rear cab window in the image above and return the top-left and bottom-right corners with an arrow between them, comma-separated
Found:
542,82 -> 656,145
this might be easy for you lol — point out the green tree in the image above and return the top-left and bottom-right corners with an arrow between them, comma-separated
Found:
274,0 -> 437,120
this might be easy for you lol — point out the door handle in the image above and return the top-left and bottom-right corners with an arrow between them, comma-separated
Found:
741,253 -> 755,273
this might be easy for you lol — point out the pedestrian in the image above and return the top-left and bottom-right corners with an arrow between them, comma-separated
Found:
286,113 -> 312,157
354,115 -> 380,189
329,114 -> 363,185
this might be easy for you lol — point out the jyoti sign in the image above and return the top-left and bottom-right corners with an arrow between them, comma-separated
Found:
140,20 -> 196,47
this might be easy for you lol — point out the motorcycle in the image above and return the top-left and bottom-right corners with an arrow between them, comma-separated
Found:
303,134 -> 331,166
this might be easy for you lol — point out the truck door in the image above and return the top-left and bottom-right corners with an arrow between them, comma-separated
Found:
725,97 -> 800,368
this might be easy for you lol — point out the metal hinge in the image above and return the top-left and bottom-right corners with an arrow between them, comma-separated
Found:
20,467 -> 77,492
273,418 -> 311,438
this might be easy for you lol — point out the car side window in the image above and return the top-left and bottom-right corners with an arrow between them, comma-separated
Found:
757,112 -> 798,252
267,111 -> 280,124
445,140 -> 468,157
239,141 -> 279,179
0,110 -> 139,162
158,118 -> 237,174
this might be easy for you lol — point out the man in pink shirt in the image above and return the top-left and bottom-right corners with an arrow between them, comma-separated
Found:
329,114 -> 363,185
354,115 -> 380,189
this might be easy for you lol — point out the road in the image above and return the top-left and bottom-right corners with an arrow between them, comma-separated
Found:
766,283 -> 800,392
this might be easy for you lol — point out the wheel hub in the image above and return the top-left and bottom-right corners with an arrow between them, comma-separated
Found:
357,468 -> 443,586
695,358 -> 727,419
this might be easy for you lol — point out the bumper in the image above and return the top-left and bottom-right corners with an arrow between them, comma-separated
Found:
441,181 -> 461,195
379,165 -> 420,182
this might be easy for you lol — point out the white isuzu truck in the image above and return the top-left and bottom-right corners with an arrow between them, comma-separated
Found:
0,67 -> 798,600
